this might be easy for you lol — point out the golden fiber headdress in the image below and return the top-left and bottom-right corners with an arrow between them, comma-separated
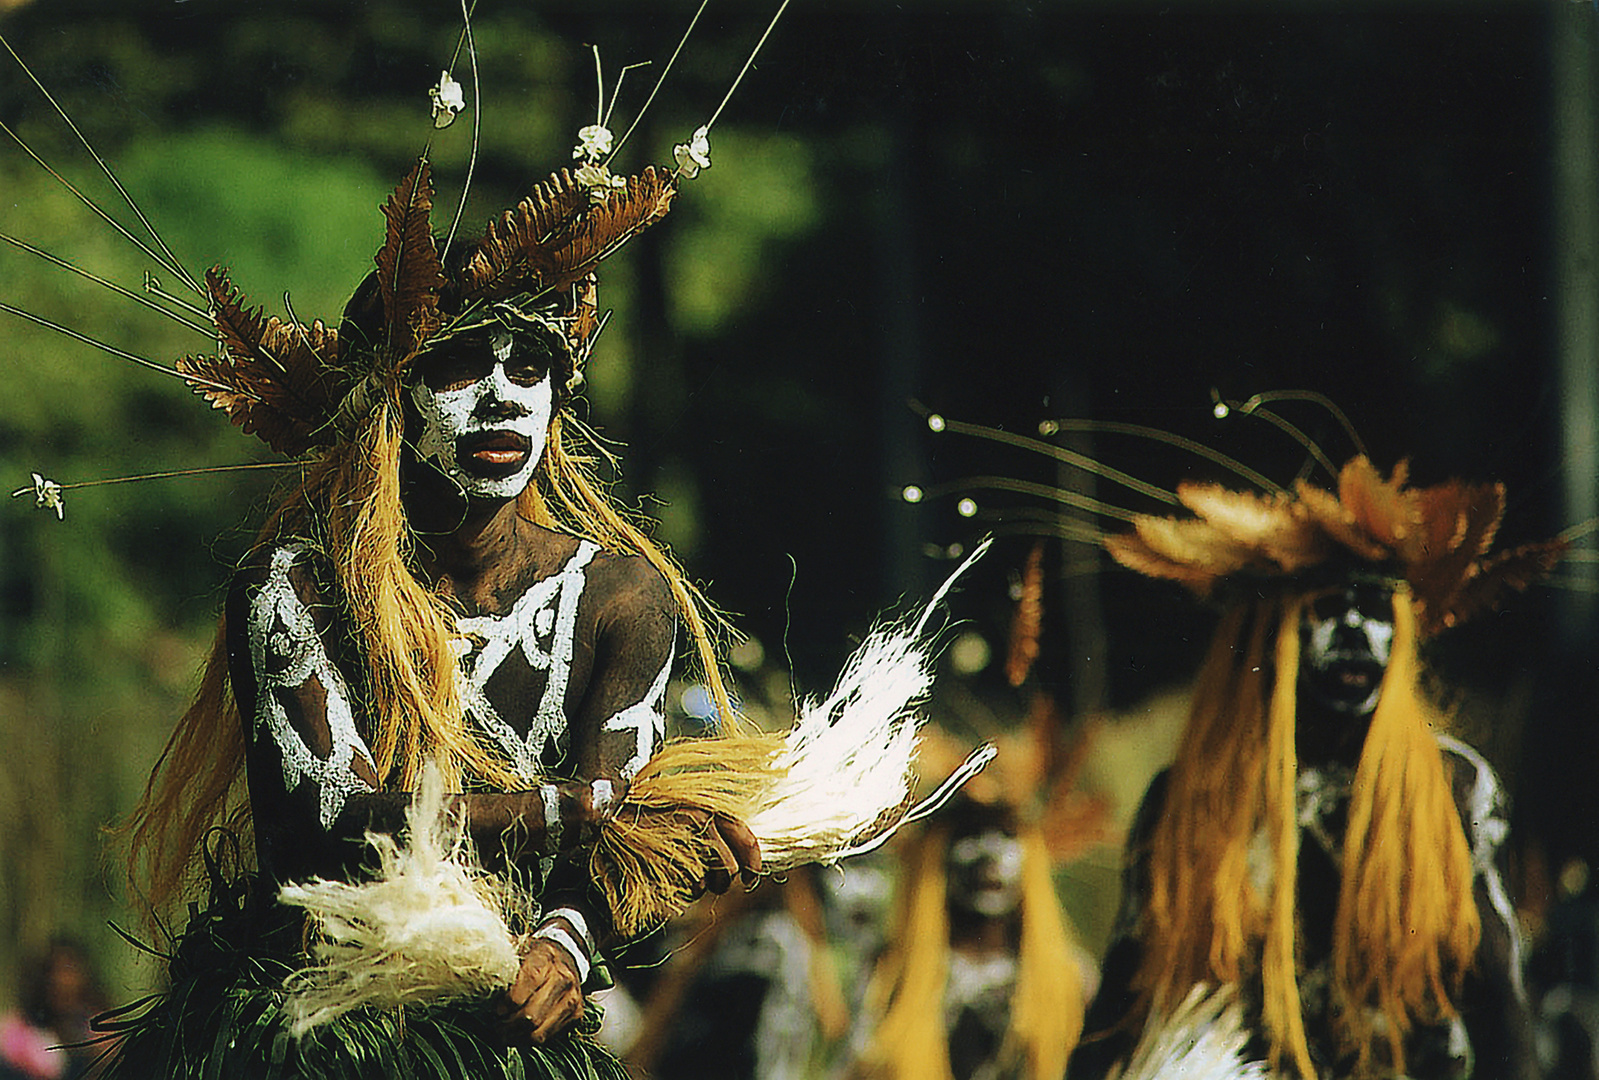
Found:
1104,454 -> 1566,635
177,158 -> 677,456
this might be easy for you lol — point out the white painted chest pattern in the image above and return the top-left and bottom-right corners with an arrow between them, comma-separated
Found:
453,540 -> 669,781
248,544 -> 379,830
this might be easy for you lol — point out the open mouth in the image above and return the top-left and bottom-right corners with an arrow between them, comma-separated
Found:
456,430 -> 532,474
1308,657 -> 1384,706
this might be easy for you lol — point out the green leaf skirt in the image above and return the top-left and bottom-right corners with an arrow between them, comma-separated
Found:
92,862 -> 629,1080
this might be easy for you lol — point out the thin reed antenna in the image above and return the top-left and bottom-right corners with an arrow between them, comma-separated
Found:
609,0 -> 708,161
143,273 -> 212,320
1226,388 -> 1368,461
1038,416 -> 1287,495
1219,400 -> 1340,480
0,301 -> 247,398
1558,517 -> 1599,544
441,0 -> 482,257
602,63 -> 652,131
0,117 -> 202,299
591,45 -> 606,127
704,0 -> 792,133
11,461 -> 293,499
914,476 -> 1145,524
0,232 -> 214,338
1,34 -> 203,297
918,408 -> 1187,506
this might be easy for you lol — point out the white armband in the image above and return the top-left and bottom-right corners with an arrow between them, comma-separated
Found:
533,921 -> 591,985
543,906 -> 597,955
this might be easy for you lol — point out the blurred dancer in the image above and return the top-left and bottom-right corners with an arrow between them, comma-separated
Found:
1070,457 -> 1558,1079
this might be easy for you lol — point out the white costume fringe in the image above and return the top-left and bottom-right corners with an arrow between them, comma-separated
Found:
278,543 -> 995,1033
277,763 -> 523,1036
1112,984 -> 1277,1080
745,539 -> 997,868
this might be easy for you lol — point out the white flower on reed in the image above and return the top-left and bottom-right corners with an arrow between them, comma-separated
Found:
428,70 -> 466,129
673,125 -> 712,178
572,124 -> 615,163
573,162 -> 627,203
12,473 -> 64,520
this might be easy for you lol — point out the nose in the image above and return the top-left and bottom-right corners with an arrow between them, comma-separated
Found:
472,362 -> 529,420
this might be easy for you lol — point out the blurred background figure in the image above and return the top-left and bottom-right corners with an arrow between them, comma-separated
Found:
851,542 -> 1108,1080
0,939 -> 107,1080
849,715 -> 1102,1080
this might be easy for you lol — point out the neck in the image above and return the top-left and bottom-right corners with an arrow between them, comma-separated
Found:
948,907 -> 1018,956
1295,704 -> 1372,770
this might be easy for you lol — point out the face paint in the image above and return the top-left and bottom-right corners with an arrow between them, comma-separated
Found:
1298,583 -> 1396,718
947,828 -> 1025,918
411,330 -> 554,499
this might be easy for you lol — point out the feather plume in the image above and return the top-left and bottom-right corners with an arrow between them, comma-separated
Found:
277,763 -> 530,1036
593,542 -> 998,936
1112,985 -> 1276,1080
373,158 -> 444,363
179,268 -> 343,455
461,167 -> 677,304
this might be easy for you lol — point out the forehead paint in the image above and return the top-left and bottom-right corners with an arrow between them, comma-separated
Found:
411,355 -> 552,499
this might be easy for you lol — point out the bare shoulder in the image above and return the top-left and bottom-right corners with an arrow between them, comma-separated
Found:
230,540 -> 336,610
584,548 -> 673,612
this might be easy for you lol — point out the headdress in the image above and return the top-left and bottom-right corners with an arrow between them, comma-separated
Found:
1104,453 -> 1566,634
179,159 -> 677,457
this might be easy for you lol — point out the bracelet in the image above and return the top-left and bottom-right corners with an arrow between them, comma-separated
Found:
539,784 -> 563,855
543,907 -> 596,954
533,922 -> 591,985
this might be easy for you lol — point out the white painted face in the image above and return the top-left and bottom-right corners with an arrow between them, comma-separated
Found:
411,329 -> 554,499
947,827 -> 1025,919
1299,583 -> 1396,717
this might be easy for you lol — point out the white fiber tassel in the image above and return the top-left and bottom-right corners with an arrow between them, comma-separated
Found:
277,762 -> 524,1036
744,539 -> 995,868
1112,985 -> 1276,1080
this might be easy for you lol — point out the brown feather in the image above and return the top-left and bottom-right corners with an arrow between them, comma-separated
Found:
1434,538 -> 1566,633
184,268 -> 344,455
374,159 -> 444,363
461,167 -> 678,304
1005,542 -> 1046,688
1406,482 -> 1504,626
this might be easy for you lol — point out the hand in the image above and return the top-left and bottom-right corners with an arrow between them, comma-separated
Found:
694,811 -> 762,895
498,939 -> 584,1045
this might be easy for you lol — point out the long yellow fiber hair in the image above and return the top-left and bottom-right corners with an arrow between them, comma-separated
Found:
1132,586 -> 1479,1077
857,821 -> 1083,1080
120,383 -> 736,919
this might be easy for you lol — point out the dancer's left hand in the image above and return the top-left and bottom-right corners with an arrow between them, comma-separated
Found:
500,939 -> 584,1044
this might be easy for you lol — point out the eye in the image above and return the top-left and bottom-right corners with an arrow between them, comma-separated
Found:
505,334 -> 557,387
417,340 -> 491,392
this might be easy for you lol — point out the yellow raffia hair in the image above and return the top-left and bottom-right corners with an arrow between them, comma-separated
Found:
856,823 -> 1083,1080
120,390 -> 737,919
1132,588 -> 1480,1078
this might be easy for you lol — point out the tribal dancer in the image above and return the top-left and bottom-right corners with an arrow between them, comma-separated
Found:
1067,456 -> 1560,1080
0,13 -> 985,1078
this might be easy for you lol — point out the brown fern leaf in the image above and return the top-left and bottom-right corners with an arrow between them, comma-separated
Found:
1406,481 -> 1504,625
1433,538 -> 1566,634
461,166 -> 678,303
374,158 -> 444,360
189,267 -> 344,455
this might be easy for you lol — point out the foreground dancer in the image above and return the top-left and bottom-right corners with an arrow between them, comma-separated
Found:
0,21 -> 986,1077
1068,456 -> 1558,1080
